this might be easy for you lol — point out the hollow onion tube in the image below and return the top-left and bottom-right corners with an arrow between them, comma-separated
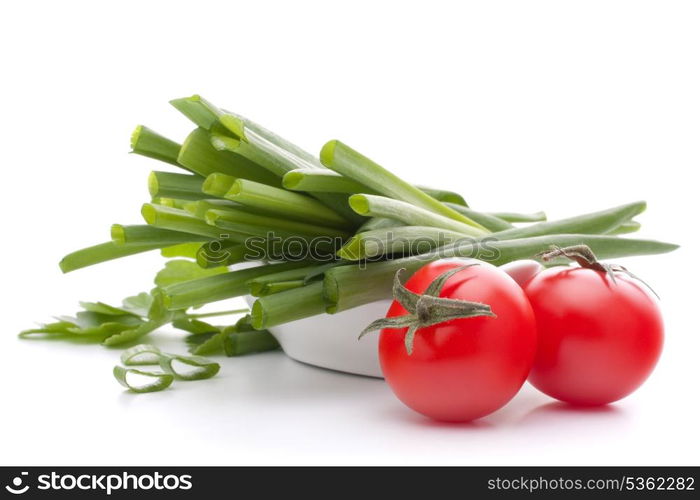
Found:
342,202 -> 639,260
210,128 -> 362,225
223,178 -> 349,228
59,241 -> 163,273
246,264 -> 328,296
220,113 -> 324,171
148,171 -> 206,201
323,234 -> 678,314
111,224 -> 208,246
420,187 -> 468,206
445,204 -> 514,232
130,125 -> 181,166
349,194 -> 486,237
354,210 -> 509,235
282,169 -> 468,206
201,173 -> 350,227
141,203 -> 250,242
251,282 -> 326,329
338,226 -> 468,260
211,133 -> 313,178
487,211 -> 547,223
152,197 -> 191,209
201,173 -> 236,198
252,280 -> 306,296
282,169 -> 367,193
320,140 -> 485,230
209,214 -> 338,255
170,95 -> 224,130
162,261 -> 310,310
491,201 -> 647,240
178,128 -> 280,186
183,199 -> 241,219
195,241 -> 251,269
206,208 -> 350,239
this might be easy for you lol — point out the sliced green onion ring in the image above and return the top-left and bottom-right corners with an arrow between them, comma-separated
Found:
117,344 -> 220,389
113,366 -> 174,393
158,354 -> 220,381
120,344 -> 163,366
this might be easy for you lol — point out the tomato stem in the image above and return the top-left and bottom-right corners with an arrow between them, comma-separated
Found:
358,265 -> 496,354
537,244 -> 659,298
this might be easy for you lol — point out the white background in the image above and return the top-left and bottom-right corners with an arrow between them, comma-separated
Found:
1,0 -> 698,465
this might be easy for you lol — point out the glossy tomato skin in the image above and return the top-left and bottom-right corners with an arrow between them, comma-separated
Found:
379,259 -> 537,422
500,259 -> 544,287
523,267 -> 663,406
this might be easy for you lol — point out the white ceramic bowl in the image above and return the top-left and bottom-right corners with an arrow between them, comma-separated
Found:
245,296 -> 392,378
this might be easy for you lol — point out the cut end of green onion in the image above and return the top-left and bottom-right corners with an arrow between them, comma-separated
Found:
219,114 -> 246,139
111,224 -> 126,245
130,125 -> 143,150
130,126 -> 182,166
179,94 -> 202,103
281,170 -> 304,190
202,173 -> 236,197
227,179 -> 243,196
169,95 -> 222,130
322,276 -> 340,314
348,194 -> 370,215
141,203 -> 157,225
147,171 -> 159,198
203,210 -> 216,225
319,139 -> 338,167
176,129 -> 195,166
250,300 -> 265,330
203,210 -> 224,226
210,134 -> 241,152
336,236 -> 361,260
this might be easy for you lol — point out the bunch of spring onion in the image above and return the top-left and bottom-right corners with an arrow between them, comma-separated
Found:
22,95 -> 678,364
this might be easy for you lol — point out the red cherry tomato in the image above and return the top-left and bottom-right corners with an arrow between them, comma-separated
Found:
379,259 -> 537,422
523,267 -> 663,406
